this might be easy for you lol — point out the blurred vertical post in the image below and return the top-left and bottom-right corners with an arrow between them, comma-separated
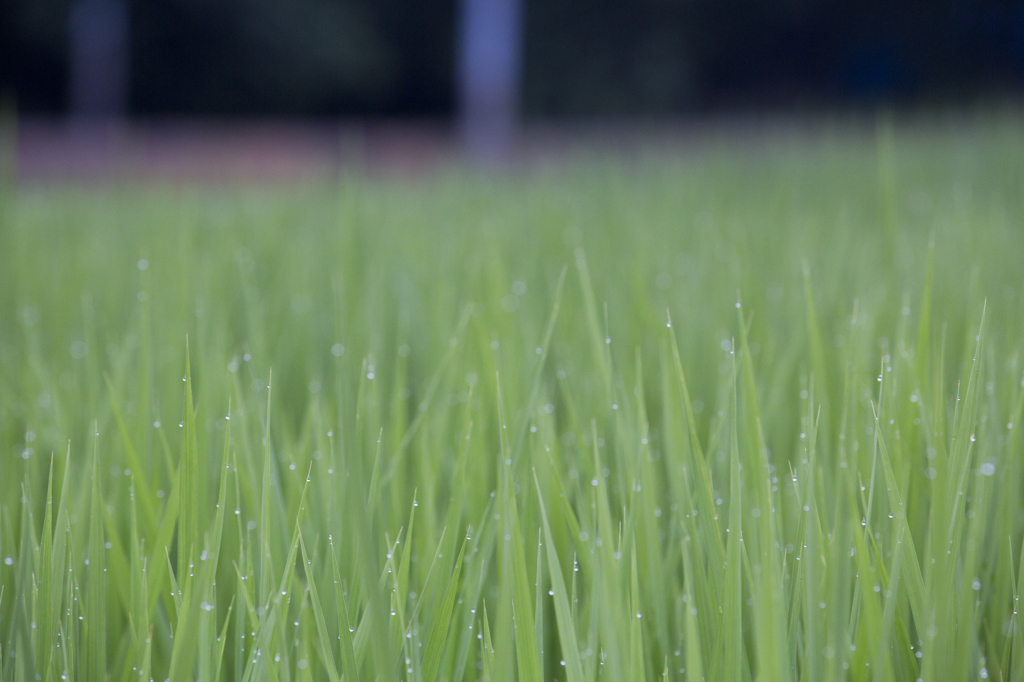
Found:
457,0 -> 521,163
68,0 -> 129,118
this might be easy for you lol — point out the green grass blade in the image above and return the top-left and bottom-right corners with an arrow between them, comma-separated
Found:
872,526 -> 905,681
299,531 -> 340,682
329,537 -> 359,682
420,537 -> 467,682
86,427 -> 107,682
629,545 -> 646,682
496,373 -> 543,682
667,309 -> 725,599
178,339 -> 199,583
714,357 -> 743,681
37,453 -> 54,680
533,529 -> 545,682
681,534 -> 704,682
870,405 -> 928,636
213,598 -> 235,682
259,369 -> 274,613
533,470 -> 583,682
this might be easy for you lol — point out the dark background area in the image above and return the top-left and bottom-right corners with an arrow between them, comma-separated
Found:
3,0 -> 1024,119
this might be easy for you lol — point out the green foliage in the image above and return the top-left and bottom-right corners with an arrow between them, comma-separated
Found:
1,124 -> 1024,680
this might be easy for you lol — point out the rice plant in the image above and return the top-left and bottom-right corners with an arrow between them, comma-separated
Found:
2,119 -> 1024,681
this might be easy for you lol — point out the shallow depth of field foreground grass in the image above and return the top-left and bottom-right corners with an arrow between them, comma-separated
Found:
2,121 -> 1024,682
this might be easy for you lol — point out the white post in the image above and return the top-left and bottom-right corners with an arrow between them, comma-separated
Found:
457,0 -> 521,161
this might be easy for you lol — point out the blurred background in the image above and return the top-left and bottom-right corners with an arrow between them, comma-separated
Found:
2,0 -> 1024,175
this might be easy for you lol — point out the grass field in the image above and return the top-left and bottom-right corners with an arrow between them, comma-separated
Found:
2,118 -> 1024,682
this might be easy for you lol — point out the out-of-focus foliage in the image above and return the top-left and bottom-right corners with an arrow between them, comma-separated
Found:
3,0 -> 1024,116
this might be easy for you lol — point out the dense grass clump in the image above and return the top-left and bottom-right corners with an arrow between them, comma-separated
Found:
2,122 -> 1024,682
